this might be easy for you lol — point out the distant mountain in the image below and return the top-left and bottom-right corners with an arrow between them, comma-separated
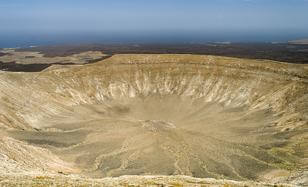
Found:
288,39 -> 308,45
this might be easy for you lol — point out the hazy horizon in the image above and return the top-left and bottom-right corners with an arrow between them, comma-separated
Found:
1,0 -> 308,47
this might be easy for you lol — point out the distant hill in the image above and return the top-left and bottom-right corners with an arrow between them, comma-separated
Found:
289,39 -> 308,45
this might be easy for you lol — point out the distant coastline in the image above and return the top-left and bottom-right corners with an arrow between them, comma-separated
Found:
289,39 -> 308,45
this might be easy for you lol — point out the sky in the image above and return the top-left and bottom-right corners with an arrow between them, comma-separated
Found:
1,0 -> 308,46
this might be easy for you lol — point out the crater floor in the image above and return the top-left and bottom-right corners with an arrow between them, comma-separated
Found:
0,54 -> 307,185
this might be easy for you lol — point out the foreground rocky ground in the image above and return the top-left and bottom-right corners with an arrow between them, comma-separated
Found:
0,51 -> 307,186
0,175 -> 299,186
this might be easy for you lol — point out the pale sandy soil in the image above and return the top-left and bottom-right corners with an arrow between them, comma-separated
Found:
0,49 -> 106,64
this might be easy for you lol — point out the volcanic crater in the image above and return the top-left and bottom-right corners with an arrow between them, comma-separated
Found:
0,54 -> 307,185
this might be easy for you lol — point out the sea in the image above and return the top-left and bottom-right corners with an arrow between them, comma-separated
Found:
0,31 -> 307,48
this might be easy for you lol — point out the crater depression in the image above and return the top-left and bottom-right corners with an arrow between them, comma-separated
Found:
0,54 -> 307,185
